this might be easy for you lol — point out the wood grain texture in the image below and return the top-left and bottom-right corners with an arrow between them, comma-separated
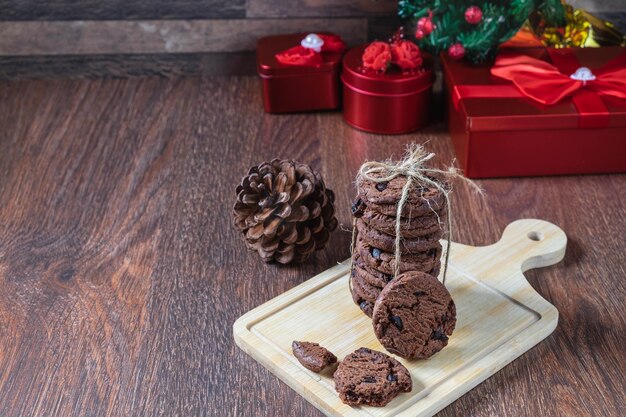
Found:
0,0 -> 625,22
0,0 -> 245,20
234,219 -> 567,417
0,76 -> 624,417
246,0 -> 396,18
0,53 -> 257,80
0,19 -> 367,56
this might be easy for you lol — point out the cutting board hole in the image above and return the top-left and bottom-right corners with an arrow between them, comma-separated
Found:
527,231 -> 543,241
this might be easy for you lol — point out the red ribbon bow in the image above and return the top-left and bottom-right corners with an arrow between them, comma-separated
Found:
491,52 -> 626,105
275,34 -> 346,67
453,49 -> 626,129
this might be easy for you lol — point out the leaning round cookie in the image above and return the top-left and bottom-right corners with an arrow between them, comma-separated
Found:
372,271 -> 456,359
334,347 -> 412,407
356,234 -> 442,276
357,173 -> 448,217
356,218 -> 442,254
359,204 -> 447,238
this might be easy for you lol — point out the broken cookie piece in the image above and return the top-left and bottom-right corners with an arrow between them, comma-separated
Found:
292,341 -> 337,373
334,347 -> 412,407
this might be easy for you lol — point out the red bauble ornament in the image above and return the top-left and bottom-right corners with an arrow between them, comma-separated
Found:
448,43 -> 465,60
416,11 -> 434,39
464,6 -> 483,24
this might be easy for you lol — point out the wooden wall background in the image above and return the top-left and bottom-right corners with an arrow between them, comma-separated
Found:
0,0 -> 624,77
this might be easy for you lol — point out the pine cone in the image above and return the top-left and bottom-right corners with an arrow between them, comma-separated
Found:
233,159 -> 338,264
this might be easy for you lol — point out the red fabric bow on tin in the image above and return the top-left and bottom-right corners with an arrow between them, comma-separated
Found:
491,52 -> 626,105
452,48 -> 626,128
275,33 -> 346,66
362,40 -> 423,72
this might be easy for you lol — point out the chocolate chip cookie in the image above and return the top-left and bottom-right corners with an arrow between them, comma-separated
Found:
334,347 -> 412,406
351,268 -> 381,301
350,265 -> 384,317
356,173 -> 448,218
353,253 -> 393,288
292,341 -> 337,373
372,271 -> 456,359
357,203 -> 447,238
356,234 -> 442,276
356,252 -> 440,285
356,218 -> 442,254
355,298 -> 375,317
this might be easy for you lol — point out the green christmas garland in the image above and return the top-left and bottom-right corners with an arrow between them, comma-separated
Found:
398,0 -> 566,63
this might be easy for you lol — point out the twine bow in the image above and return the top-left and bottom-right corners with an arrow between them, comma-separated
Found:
352,144 -> 482,285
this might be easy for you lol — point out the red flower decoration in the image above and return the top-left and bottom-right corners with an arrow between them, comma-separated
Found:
464,6 -> 483,24
448,43 -> 465,60
319,34 -> 346,53
362,41 -> 392,71
275,46 -> 322,66
391,41 -> 423,70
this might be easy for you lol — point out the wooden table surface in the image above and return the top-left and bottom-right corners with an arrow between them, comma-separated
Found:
0,75 -> 624,417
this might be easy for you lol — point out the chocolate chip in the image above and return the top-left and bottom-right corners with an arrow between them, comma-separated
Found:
428,248 -> 437,258
359,300 -> 368,311
375,182 -> 388,191
363,376 -> 376,383
371,248 -> 382,259
351,198 -> 365,217
432,328 -> 448,341
345,390 -> 357,401
385,274 -> 393,283
387,374 -> 397,382
59,268 -> 74,282
414,291 -> 425,297
390,315 -> 403,330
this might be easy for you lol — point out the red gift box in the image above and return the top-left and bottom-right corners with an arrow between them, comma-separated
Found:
342,45 -> 435,134
257,33 -> 343,113
442,47 -> 626,178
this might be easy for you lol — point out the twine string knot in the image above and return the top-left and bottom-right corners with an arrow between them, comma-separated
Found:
351,144 -> 482,286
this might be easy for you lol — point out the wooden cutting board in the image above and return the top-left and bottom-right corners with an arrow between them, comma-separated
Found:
233,219 -> 567,417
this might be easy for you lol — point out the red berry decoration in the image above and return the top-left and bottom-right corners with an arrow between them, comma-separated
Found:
416,11 -> 435,39
448,43 -> 465,60
464,6 -> 483,25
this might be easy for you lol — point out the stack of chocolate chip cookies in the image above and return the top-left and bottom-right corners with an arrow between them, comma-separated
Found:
350,172 -> 448,317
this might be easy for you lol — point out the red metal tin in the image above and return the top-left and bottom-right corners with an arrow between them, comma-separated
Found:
257,33 -> 343,113
341,45 -> 435,134
441,47 -> 626,178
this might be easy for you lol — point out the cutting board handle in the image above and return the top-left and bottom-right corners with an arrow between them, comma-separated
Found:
498,219 -> 567,272
451,218 -> 567,278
